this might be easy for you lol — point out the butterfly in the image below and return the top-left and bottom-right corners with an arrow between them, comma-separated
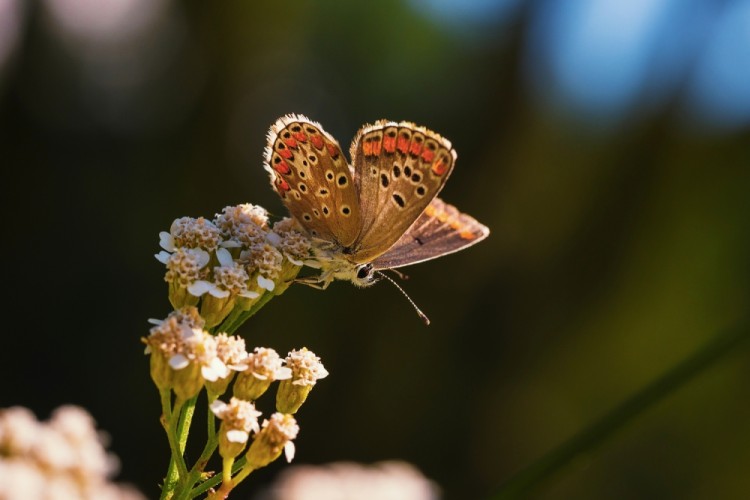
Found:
264,114 -> 489,291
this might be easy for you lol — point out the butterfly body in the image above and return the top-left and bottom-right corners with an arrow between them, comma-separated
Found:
264,114 -> 489,288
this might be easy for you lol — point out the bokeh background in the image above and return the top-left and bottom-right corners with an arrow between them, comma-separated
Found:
2,0 -> 749,498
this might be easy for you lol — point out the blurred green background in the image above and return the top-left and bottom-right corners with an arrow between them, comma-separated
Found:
1,0 -> 749,498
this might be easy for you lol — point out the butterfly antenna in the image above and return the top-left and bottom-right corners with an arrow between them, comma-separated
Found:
376,271 -> 430,326
388,268 -> 410,280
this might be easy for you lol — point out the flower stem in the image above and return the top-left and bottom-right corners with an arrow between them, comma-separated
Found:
160,396 -> 197,499
160,389 -> 172,430
490,320 -> 750,499
190,457 -> 247,498
221,293 -> 276,334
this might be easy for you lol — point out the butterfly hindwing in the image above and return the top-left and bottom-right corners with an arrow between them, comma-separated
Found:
370,197 -> 489,270
348,121 -> 456,263
264,114 -> 361,247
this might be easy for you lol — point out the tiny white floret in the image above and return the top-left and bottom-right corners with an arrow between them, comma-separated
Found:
257,275 -> 275,291
155,250 -> 171,264
159,232 -> 176,252
169,354 -> 190,370
216,248 -> 234,267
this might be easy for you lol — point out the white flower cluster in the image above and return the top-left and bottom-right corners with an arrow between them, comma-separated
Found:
144,308 -> 327,437
0,406 -> 144,500
264,461 -> 441,500
155,205 -> 312,328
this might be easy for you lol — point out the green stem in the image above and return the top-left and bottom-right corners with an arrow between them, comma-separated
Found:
158,391 -> 174,500
159,389 -> 172,429
161,396 -> 198,499
175,398 -> 221,500
491,320 -> 750,499
220,293 -> 276,334
190,457 -> 248,498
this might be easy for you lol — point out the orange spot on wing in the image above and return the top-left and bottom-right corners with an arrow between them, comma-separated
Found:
278,148 -> 293,160
409,141 -> 422,156
292,132 -> 308,142
326,143 -> 339,158
274,160 -> 291,175
310,134 -> 324,149
459,230 -> 476,240
278,179 -> 291,191
283,138 -> 298,149
424,205 -> 436,217
431,158 -> 448,175
383,135 -> 396,153
397,136 -> 410,154
371,138 -> 382,155
421,149 -> 435,163
363,140 -> 373,156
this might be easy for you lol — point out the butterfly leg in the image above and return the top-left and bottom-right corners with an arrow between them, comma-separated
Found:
294,273 -> 334,290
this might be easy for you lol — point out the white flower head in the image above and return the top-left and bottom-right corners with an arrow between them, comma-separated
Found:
240,243 -> 283,280
272,220 -> 312,266
145,308 -> 205,359
0,405 -> 145,499
188,260 -> 251,299
214,333 -> 250,371
246,347 -> 292,381
210,397 -> 262,438
169,217 -> 223,252
286,347 -> 329,386
145,309 -> 227,382
214,204 -> 270,247
266,461 -> 441,500
163,248 -> 211,287
262,413 -> 299,463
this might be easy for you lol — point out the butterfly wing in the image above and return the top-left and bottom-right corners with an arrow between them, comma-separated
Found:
370,198 -> 489,270
265,115 -> 361,247
348,121 -> 456,263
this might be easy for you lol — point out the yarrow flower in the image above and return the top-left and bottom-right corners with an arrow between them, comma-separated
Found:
276,348 -> 329,414
189,249 -> 260,327
239,243 -> 283,292
210,398 -> 262,460
234,347 -> 292,401
155,205 -> 313,332
272,218 -> 311,267
264,461 -> 441,500
245,413 -> 299,469
270,218 -> 313,295
0,406 -> 144,500
205,333 -> 250,397
158,248 -> 211,309
163,217 -> 223,252
143,307 -> 228,401
150,204 -> 331,499
214,204 -> 270,236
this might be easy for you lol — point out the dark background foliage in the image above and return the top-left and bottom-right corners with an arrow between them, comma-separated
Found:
1,1 -> 749,498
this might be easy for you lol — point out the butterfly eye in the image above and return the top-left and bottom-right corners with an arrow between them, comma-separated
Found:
356,264 -> 373,280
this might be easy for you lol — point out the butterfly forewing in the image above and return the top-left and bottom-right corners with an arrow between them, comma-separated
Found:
349,121 -> 456,263
264,115 -> 361,247
370,197 -> 489,270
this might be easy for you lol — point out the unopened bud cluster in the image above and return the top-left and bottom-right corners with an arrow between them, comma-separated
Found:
155,204 -> 312,328
0,406 -> 144,500
143,307 -> 328,467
